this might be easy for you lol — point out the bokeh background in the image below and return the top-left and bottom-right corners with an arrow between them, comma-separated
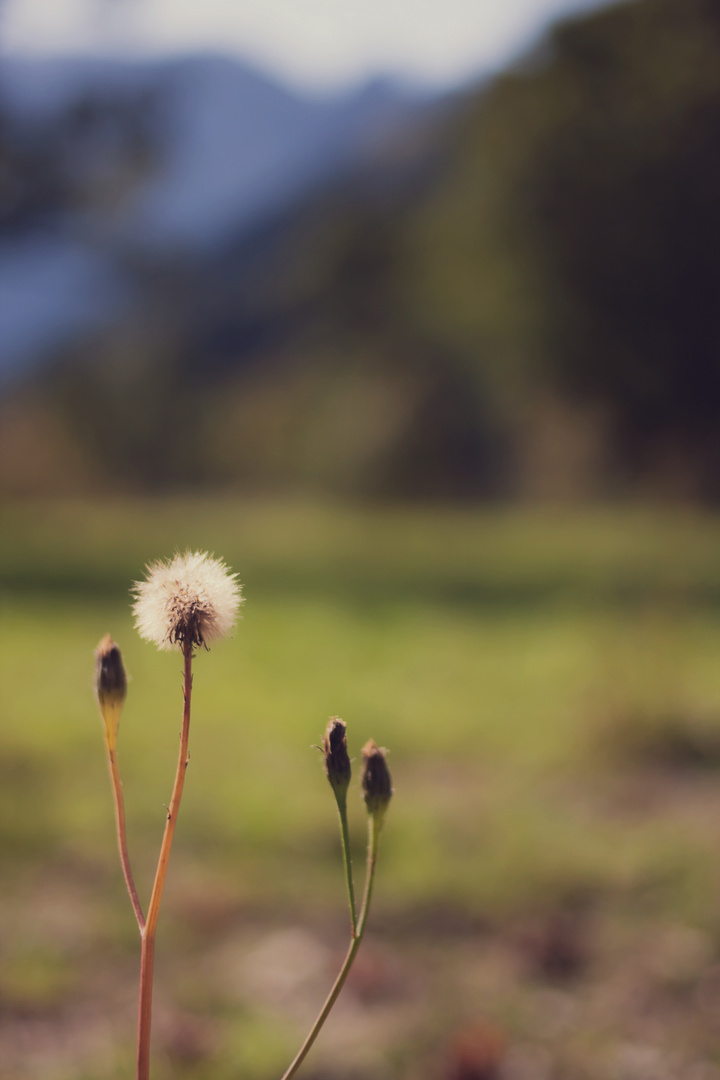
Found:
3,0 -> 720,1077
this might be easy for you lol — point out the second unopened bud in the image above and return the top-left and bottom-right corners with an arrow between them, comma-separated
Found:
361,739 -> 393,826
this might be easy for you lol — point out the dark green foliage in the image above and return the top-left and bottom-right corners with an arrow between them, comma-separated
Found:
525,0 -> 720,487
409,0 -> 720,495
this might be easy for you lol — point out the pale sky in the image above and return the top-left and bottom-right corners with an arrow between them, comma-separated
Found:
1,0 -> 611,90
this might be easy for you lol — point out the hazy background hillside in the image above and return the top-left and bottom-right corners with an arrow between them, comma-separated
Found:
0,52 -> 424,374
3,0 -> 719,503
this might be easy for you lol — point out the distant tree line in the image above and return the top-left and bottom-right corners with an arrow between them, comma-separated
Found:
3,0 -> 720,500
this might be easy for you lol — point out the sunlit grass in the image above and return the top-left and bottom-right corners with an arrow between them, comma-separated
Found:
4,497 -> 720,1077
3,497 -> 720,921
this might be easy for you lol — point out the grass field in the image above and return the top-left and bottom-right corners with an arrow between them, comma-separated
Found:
3,497 -> 720,1080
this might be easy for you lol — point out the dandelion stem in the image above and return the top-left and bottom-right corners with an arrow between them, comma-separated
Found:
280,814 -> 382,1080
356,814 -> 381,940
104,737 -> 145,933
336,794 -> 358,937
136,643 -> 194,1080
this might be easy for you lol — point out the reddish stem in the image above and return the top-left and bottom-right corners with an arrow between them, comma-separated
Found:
136,643 -> 193,1080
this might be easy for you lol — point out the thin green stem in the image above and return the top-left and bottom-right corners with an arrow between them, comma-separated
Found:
104,738 -> 145,933
280,815 -> 382,1080
356,815 -> 380,939
335,793 -> 357,936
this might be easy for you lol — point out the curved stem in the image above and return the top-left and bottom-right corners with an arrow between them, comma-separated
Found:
280,815 -> 382,1080
136,644 -> 194,1080
335,793 -> 357,937
104,737 -> 145,933
355,816 -> 381,941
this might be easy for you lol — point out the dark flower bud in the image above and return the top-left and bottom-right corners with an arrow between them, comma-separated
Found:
361,740 -> 392,825
95,634 -> 127,746
323,717 -> 352,797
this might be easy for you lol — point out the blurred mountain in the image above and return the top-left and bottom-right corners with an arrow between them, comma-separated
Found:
0,53 -> 428,377
3,0 -> 720,502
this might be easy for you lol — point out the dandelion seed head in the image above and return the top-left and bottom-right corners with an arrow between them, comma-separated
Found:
132,551 -> 242,652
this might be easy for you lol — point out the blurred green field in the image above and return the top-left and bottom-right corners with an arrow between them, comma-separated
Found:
3,498 -> 720,1080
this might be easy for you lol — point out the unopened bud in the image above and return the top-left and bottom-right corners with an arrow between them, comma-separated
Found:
323,717 -> 351,797
95,634 -> 127,747
361,740 -> 392,825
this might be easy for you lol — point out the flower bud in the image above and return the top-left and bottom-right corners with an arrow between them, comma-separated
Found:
361,740 -> 392,826
95,634 -> 127,747
323,717 -> 352,798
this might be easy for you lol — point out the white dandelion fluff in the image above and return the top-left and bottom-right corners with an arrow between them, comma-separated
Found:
132,551 -> 242,652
